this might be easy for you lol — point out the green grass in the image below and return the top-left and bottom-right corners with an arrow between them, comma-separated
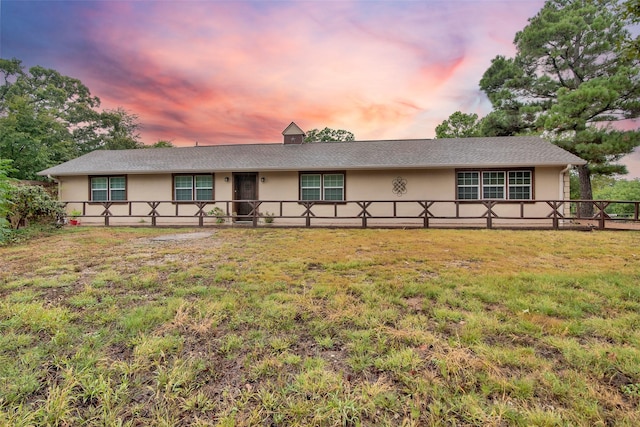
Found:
0,227 -> 639,425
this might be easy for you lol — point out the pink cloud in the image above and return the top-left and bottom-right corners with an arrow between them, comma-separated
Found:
66,0 -> 640,155
10,0 -> 637,176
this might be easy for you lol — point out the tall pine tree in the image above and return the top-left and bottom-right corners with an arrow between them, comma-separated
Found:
480,0 -> 640,213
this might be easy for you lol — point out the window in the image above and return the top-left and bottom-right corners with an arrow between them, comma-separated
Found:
508,171 -> 532,200
301,174 -> 321,200
456,170 -> 532,200
323,174 -> 344,201
173,174 -> 214,201
91,176 -> 126,201
457,172 -> 479,200
482,172 -> 505,199
300,172 -> 345,201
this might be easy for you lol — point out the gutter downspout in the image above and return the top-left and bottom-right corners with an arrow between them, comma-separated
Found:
559,165 -> 572,222
559,165 -> 572,200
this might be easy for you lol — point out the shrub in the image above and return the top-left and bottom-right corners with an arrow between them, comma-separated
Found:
0,159 -> 14,238
262,211 -> 274,224
208,207 -> 226,224
6,183 -> 65,229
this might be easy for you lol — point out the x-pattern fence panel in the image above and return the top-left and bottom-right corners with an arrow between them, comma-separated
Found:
63,199 -> 640,230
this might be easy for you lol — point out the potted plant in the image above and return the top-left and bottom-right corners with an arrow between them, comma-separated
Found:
69,209 -> 82,226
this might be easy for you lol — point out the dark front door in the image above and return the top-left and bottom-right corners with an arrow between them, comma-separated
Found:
233,173 -> 257,220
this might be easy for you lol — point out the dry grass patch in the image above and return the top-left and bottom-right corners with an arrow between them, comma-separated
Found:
0,227 -> 639,425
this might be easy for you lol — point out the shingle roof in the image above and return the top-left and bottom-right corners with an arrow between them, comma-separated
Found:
38,136 -> 586,177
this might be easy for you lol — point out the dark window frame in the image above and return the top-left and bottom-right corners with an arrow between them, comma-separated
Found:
298,171 -> 347,203
172,173 -> 215,202
89,175 -> 128,202
455,168 -> 534,201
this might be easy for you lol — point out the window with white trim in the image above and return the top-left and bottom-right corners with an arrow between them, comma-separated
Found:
482,172 -> 505,199
91,176 -> 126,201
456,170 -> 532,200
508,171 -> 532,200
457,172 -> 479,200
173,174 -> 214,201
300,173 -> 345,201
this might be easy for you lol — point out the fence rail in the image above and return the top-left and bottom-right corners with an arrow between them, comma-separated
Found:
61,199 -> 640,230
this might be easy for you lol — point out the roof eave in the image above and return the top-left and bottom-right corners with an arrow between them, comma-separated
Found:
39,161 -> 586,176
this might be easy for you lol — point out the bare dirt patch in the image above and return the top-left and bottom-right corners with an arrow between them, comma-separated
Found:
148,231 -> 215,242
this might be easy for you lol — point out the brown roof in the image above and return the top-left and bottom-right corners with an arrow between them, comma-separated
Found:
39,136 -> 586,177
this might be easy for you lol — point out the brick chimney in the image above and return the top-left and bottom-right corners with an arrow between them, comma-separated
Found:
282,122 -> 305,144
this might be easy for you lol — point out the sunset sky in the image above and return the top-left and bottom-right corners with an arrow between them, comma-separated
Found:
1,0 -> 639,177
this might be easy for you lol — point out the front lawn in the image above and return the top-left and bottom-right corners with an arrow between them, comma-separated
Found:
0,228 -> 638,426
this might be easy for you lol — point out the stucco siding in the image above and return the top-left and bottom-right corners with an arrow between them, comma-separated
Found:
127,174 -> 171,200
57,166 -> 572,226
346,169 -> 448,200
59,175 -> 88,201
258,172 -> 298,200
535,167 -> 564,199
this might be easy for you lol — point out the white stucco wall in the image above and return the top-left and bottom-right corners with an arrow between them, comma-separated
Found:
55,166 -> 571,226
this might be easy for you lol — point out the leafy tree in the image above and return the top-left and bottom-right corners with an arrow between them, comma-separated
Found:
592,177 -> 640,216
0,58 -> 22,103
95,108 -> 143,151
70,107 -> 143,153
0,91 -> 78,179
149,140 -> 174,148
435,112 -> 482,138
304,127 -> 355,143
5,184 -> 64,229
435,108 -> 537,138
0,59 -> 143,179
480,0 -> 640,215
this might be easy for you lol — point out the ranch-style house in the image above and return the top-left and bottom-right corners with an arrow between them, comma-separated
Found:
38,122 -> 587,228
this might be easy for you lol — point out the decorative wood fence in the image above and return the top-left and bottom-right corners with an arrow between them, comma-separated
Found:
62,199 -> 640,230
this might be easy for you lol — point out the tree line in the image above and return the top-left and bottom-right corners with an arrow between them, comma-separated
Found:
0,58 -> 174,181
